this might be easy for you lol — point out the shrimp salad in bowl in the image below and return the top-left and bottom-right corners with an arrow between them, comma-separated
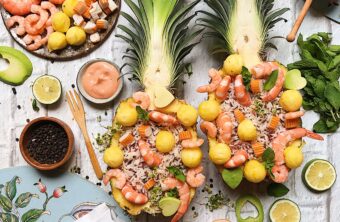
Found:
1,0 -> 119,54
102,93 -> 205,221
197,54 -> 323,186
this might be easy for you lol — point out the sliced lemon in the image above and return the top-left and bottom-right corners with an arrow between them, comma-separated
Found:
269,199 -> 301,222
302,159 -> 336,192
32,75 -> 62,104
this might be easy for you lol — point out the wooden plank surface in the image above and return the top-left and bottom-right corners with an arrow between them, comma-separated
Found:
0,0 -> 339,221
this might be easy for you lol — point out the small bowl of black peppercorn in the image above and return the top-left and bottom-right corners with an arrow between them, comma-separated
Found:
19,117 -> 74,171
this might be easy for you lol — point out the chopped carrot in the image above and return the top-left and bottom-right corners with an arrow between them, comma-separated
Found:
268,115 -> 280,130
96,19 -> 109,29
119,132 -> 134,147
85,0 -> 92,6
285,118 -> 301,129
234,109 -> 245,123
74,1 -> 88,15
138,125 -> 152,138
250,79 -> 262,94
252,142 -> 265,157
83,8 -> 91,19
179,131 -> 192,141
144,179 -> 156,190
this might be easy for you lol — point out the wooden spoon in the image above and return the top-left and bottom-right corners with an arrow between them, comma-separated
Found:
287,0 -> 313,42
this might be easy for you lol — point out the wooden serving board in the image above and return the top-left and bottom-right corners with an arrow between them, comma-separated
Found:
0,0 -> 121,61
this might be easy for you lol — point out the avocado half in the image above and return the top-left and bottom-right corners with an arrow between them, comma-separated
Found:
0,46 -> 33,85
109,98 -> 197,216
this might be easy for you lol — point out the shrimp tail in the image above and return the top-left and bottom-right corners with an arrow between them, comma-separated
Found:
306,130 -> 324,141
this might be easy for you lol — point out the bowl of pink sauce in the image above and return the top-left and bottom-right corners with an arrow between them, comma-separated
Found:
77,59 -> 123,104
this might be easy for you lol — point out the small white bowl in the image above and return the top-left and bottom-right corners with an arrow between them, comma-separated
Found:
77,59 -> 123,104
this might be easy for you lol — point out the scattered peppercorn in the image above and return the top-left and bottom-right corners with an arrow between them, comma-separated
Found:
71,84 -> 75,89
17,105 -> 21,109
27,122 -> 69,164
12,88 -> 17,95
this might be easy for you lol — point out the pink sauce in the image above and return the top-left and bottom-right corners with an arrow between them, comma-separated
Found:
82,61 -> 121,99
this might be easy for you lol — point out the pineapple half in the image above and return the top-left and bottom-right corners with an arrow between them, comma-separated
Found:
199,0 -> 288,68
105,0 -> 203,217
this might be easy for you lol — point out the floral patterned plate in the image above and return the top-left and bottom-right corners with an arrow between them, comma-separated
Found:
0,166 -> 130,222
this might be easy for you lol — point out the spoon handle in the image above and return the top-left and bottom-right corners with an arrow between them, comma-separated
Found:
287,0 -> 313,42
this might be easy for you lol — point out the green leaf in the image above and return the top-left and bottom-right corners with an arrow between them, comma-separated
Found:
136,106 -> 149,121
166,188 -> 179,198
167,167 -> 186,182
241,66 -> 252,91
15,193 -> 38,208
262,148 -> 275,162
267,183 -> 289,197
0,194 -> 13,212
324,85 -> 340,110
21,209 -> 47,222
32,99 -> 40,112
0,213 -> 19,222
5,176 -> 19,201
263,70 -> 278,91
222,168 -> 243,189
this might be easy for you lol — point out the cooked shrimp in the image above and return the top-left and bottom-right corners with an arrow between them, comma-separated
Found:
149,111 -> 178,126
24,14 -> 44,35
41,1 -> 58,26
272,128 -> 323,165
215,76 -> 231,100
49,0 -> 65,4
25,25 -> 52,51
262,68 -> 285,102
186,165 -> 205,188
26,35 -> 42,51
138,140 -> 162,167
197,68 -> 222,93
271,165 -> 289,183
103,169 -> 127,189
234,75 -> 252,106
30,5 -> 49,30
132,91 -> 150,110
181,138 -> 204,148
285,111 -> 305,120
161,178 -> 190,222
216,112 -> 232,144
224,150 -> 249,168
251,61 -> 279,79
1,0 -> 41,16
121,184 -> 148,205
200,121 -> 217,138
6,16 -> 26,36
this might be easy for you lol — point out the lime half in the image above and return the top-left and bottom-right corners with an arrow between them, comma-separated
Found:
33,75 -> 62,104
159,197 -> 181,217
302,159 -> 336,192
269,199 -> 301,222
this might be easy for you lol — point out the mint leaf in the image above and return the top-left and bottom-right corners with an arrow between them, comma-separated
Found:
263,70 -> 279,91
166,188 -> 179,198
167,167 -> 186,182
324,85 -> 340,110
222,168 -> 243,189
241,66 -> 252,91
267,183 -> 289,197
262,148 -> 275,162
136,106 -> 149,121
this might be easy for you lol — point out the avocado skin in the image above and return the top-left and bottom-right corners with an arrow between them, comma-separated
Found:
235,194 -> 264,222
0,46 -> 33,85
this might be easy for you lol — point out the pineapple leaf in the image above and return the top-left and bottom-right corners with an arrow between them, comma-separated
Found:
199,0 -> 288,68
118,0 -> 201,91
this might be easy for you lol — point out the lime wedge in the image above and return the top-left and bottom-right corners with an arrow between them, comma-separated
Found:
302,159 -> 336,192
33,75 -> 62,104
269,199 -> 300,222
159,197 -> 181,217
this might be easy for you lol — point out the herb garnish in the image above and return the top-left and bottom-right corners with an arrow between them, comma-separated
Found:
167,166 -> 186,182
205,191 -> 231,212
288,33 -> 340,133
136,106 -> 149,121
241,66 -> 252,91
32,99 -> 40,112
166,188 -> 179,198
264,70 -> 279,91
267,183 -> 289,197
262,148 -> 275,178
95,123 -> 122,151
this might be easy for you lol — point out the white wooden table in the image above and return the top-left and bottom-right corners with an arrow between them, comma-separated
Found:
0,1 -> 339,221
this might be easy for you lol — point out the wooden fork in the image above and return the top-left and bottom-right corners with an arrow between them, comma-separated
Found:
66,90 -> 103,180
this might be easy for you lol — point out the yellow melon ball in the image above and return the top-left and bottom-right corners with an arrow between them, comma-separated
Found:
52,12 -> 70,32
279,90 -> 303,112
156,131 -> 175,153
222,54 -> 243,76
177,104 -> 198,127
116,102 -> 138,126
237,119 -> 257,141
198,100 -> 221,121
66,27 -> 86,46
209,143 -> 231,165
103,147 -> 124,168
244,160 -> 266,183
284,146 -> 304,169
181,148 -> 203,168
